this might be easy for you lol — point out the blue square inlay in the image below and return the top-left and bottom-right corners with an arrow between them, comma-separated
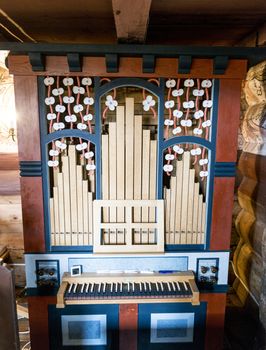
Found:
157,319 -> 188,338
68,320 -> 101,340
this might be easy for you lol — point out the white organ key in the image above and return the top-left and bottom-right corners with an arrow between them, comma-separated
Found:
144,282 -> 147,292
90,283 -> 94,293
156,282 -> 159,291
85,283 -> 89,293
119,283 -> 122,292
176,282 -> 181,291
146,282 -> 149,291
132,283 -> 135,293
73,284 -> 77,293
98,283 -> 101,293
140,283 -> 142,292
81,283 -> 85,293
160,282 -> 164,291
111,283 -> 114,293
68,283 -> 73,293
167,282 -> 171,291
103,283 -> 106,293
184,282 -> 188,291
171,281 -> 176,291
148,282 -> 152,291
127,282 -> 130,292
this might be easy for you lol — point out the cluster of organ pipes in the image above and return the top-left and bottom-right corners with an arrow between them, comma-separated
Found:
47,82 -> 208,249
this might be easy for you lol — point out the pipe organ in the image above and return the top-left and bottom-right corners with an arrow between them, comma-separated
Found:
7,44 -> 251,350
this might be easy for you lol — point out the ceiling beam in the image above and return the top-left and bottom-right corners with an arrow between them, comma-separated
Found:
112,0 -> 152,43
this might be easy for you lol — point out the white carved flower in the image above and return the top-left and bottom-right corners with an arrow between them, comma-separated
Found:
142,95 -> 155,111
165,100 -> 175,109
105,95 -> 118,111
166,79 -> 176,88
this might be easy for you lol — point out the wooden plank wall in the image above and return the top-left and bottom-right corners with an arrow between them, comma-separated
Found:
0,153 -> 25,286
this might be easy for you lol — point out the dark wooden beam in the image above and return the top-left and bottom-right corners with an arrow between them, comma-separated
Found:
112,0 -> 152,43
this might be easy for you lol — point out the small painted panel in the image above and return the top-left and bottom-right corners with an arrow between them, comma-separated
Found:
138,302 -> 206,350
150,312 -> 194,343
48,304 -> 119,350
61,314 -> 106,346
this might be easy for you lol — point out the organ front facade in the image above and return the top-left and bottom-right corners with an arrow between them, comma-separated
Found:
7,44 -> 250,350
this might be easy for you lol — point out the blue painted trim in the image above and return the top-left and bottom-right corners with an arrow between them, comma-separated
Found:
44,129 -> 96,144
165,244 -> 205,252
97,77 -> 161,97
204,79 -> 219,250
20,161 -> 42,177
214,162 -> 236,177
38,76 -> 52,251
199,285 -> 228,293
156,78 -> 165,199
162,136 -> 212,151
50,246 -> 93,252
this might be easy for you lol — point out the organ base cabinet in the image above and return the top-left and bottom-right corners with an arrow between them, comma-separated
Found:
5,43 -> 259,349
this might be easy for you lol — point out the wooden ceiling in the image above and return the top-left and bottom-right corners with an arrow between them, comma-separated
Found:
0,0 -> 265,46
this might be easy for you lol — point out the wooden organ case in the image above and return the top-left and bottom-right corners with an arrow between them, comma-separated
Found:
8,45 -> 250,350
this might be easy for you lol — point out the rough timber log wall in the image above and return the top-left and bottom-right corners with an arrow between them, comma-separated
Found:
234,60 -> 266,334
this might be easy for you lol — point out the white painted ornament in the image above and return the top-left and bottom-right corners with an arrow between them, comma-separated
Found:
55,140 -> 67,150
83,97 -> 94,105
86,163 -> 96,171
173,110 -> 183,118
63,96 -> 74,104
73,104 -> 84,113
202,100 -> 213,108
76,142 -> 88,151
77,123 -> 87,130
53,122 -> 65,130
202,120 -> 212,128
193,89 -> 204,97
142,95 -> 155,111
199,158 -> 208,165
49,149 -> 59,156
63,77 -> 74,86
47,113 -> 56,120
73,86 -> 85,94
48,160 -> 59,167
183,101 -> 194,109
165,100 -> 175,109
163,164 -> 173,172
44,77 -> 55,86
165,154 -> 175,161
194,110 -> 204,119
82,77 -> 92,86
181,119 -> 192,127
172,88 -> 184,97
45,97 -> 55,105
166,79 -> 176,88
190,147 -> 202,156
85,151 -> 94,159
173,145 -> 184,154
55,104 -> 66,113
193,128 -> 203,135
184,79 -> 194,87
201,79 -> 212,88
164,119 -> 174,126
105,95 -> 118,111
83,114 -> 93,121
65,114 -> 77,123
52,88 -> 64,96
200,170 -> 208,177
172,127 -> 182,135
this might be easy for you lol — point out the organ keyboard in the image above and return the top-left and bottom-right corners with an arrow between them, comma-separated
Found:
56,271 -> 199,308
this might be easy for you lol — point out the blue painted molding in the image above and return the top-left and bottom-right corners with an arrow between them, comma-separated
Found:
105,53 -> 119,72
67,53 -> 81,72
20,161 -> 42,177
166,244 -> 205,252
213,56 -> 229,75
142,54 -> 155,73
214,162 -> 236,177
28,52 -> 45,71
178,55 -> 192,74
45,129 -> 97,144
